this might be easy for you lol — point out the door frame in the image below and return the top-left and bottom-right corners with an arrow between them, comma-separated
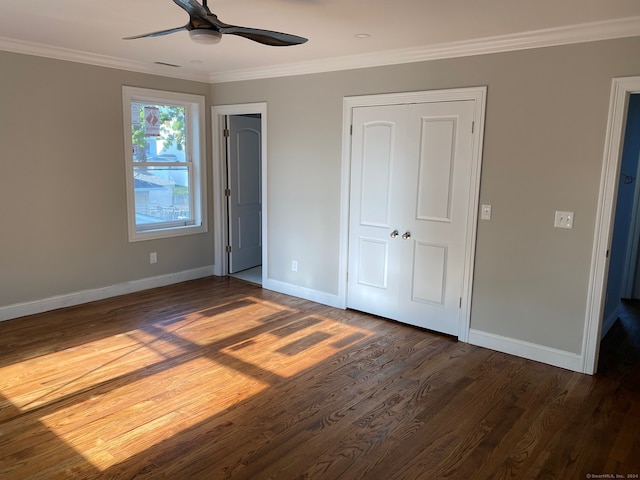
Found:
584,76 -> 640,374
212,103 -> 267,283
338,87 -> 487,341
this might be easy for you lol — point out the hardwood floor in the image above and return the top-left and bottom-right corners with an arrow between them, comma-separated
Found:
0,276 -> 639,479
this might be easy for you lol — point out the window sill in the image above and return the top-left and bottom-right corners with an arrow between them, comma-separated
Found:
129,223 -> 207,242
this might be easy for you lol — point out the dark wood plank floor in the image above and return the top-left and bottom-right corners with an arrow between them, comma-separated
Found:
0,277 -> 639,479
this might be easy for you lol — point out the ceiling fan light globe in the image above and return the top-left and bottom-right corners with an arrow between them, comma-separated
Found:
189,29 -> 222,45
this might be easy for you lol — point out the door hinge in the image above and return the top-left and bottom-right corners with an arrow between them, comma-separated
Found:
225,188 -> 231,197
350,125 -> 353,135
459,297 -> 463,309
606,249 -> 610,258
226,245 -> 232,253
471,121 -> 475,134
223,128 -> 230,138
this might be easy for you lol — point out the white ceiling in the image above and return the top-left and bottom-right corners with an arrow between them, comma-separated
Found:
2,0 -> 640,83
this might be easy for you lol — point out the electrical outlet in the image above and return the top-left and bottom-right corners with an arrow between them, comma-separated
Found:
291,260 -> 298,272
150,252 -> 158,264
554,211 -> 574,229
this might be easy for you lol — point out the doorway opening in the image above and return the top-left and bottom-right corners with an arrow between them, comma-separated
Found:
585,77 -> 640,374
212,103 -> 267,286
599,94 -> 640,369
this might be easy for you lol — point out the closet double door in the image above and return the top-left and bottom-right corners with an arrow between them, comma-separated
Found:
347,100 -> 475,336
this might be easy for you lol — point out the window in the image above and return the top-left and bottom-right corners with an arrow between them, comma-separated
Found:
122,86 -> 207,241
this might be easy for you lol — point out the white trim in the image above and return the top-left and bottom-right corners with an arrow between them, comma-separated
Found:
0,36 -> 211,83
468,329 -> 584,373
0,266 -> 215,323
584,76 -> 640,374
264,279 -> 343,310
2,17 -> 639,84
339,87 -> 487,341
122,86 -> 208,242
209,17 -> 640,83
211,103 -> 268,284
459,90 -> 487,342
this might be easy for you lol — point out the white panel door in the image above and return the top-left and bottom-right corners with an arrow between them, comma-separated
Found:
348,105 -> 406,318
348,100 -> 475,336
400,101 -> 475,334
228,115 -> 262,274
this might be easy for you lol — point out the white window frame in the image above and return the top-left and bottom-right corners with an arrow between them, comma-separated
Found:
122,86 -> 207,242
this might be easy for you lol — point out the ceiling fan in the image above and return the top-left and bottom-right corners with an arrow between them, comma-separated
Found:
124,0 -> 308,47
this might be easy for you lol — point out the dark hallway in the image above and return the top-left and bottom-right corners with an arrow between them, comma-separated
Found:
599,298 -> 640,381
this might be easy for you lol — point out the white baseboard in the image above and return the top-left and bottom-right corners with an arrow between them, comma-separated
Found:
468,328 -> 584,373
261,282 -> 585,372
0,266 -> 215,322
264,279 -> 344,310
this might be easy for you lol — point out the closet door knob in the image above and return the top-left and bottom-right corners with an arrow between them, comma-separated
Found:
390,230 -> 399,238
402,231 -> 411,240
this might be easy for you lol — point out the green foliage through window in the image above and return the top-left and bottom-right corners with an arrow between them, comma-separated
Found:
131,103 -> 186,162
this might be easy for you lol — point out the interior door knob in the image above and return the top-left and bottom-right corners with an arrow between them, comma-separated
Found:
390,230 -> 399,238
402,231 -> 411,240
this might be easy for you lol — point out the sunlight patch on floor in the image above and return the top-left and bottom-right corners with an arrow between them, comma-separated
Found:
222,315 -> 372,378
0,330 -> 183,412
38,356 -> 268,470
172,297 -> 294,346
0,295 -> 373,474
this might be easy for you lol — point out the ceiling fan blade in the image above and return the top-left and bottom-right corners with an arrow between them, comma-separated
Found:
126,0 -> 308,47
199,8 -> 307,46
123,26 -> 187,40
218,26 -> 308,46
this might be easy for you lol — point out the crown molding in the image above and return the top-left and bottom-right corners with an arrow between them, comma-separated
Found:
2,16 -> 640,85
209,16 -> 640,83
0,37 -> 211,83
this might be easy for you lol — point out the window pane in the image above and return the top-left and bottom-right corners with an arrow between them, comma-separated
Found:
131,102 -> 187,163
123,86 -> 206,242
134,165 -> 191,227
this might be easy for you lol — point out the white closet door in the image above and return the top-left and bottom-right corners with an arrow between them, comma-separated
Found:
347,105 -> 407,318
348,100 -> 475,336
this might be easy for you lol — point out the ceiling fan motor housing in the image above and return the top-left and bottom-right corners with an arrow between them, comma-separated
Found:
189,29 -> 222,44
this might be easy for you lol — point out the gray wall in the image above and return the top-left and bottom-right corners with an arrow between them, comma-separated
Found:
211,37 -> 640,354
2,37 -> 639,356
0,52 -> 214,306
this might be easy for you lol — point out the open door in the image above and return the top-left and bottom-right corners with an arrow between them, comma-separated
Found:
226,114 -> 263,274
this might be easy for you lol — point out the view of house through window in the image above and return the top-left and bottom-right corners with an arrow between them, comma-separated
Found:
131,102 -> 191,228
122,87 -> 206,241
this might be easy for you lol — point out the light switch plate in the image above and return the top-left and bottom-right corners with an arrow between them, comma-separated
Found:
554,211 -> 574,229
481,204 -> 492,220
